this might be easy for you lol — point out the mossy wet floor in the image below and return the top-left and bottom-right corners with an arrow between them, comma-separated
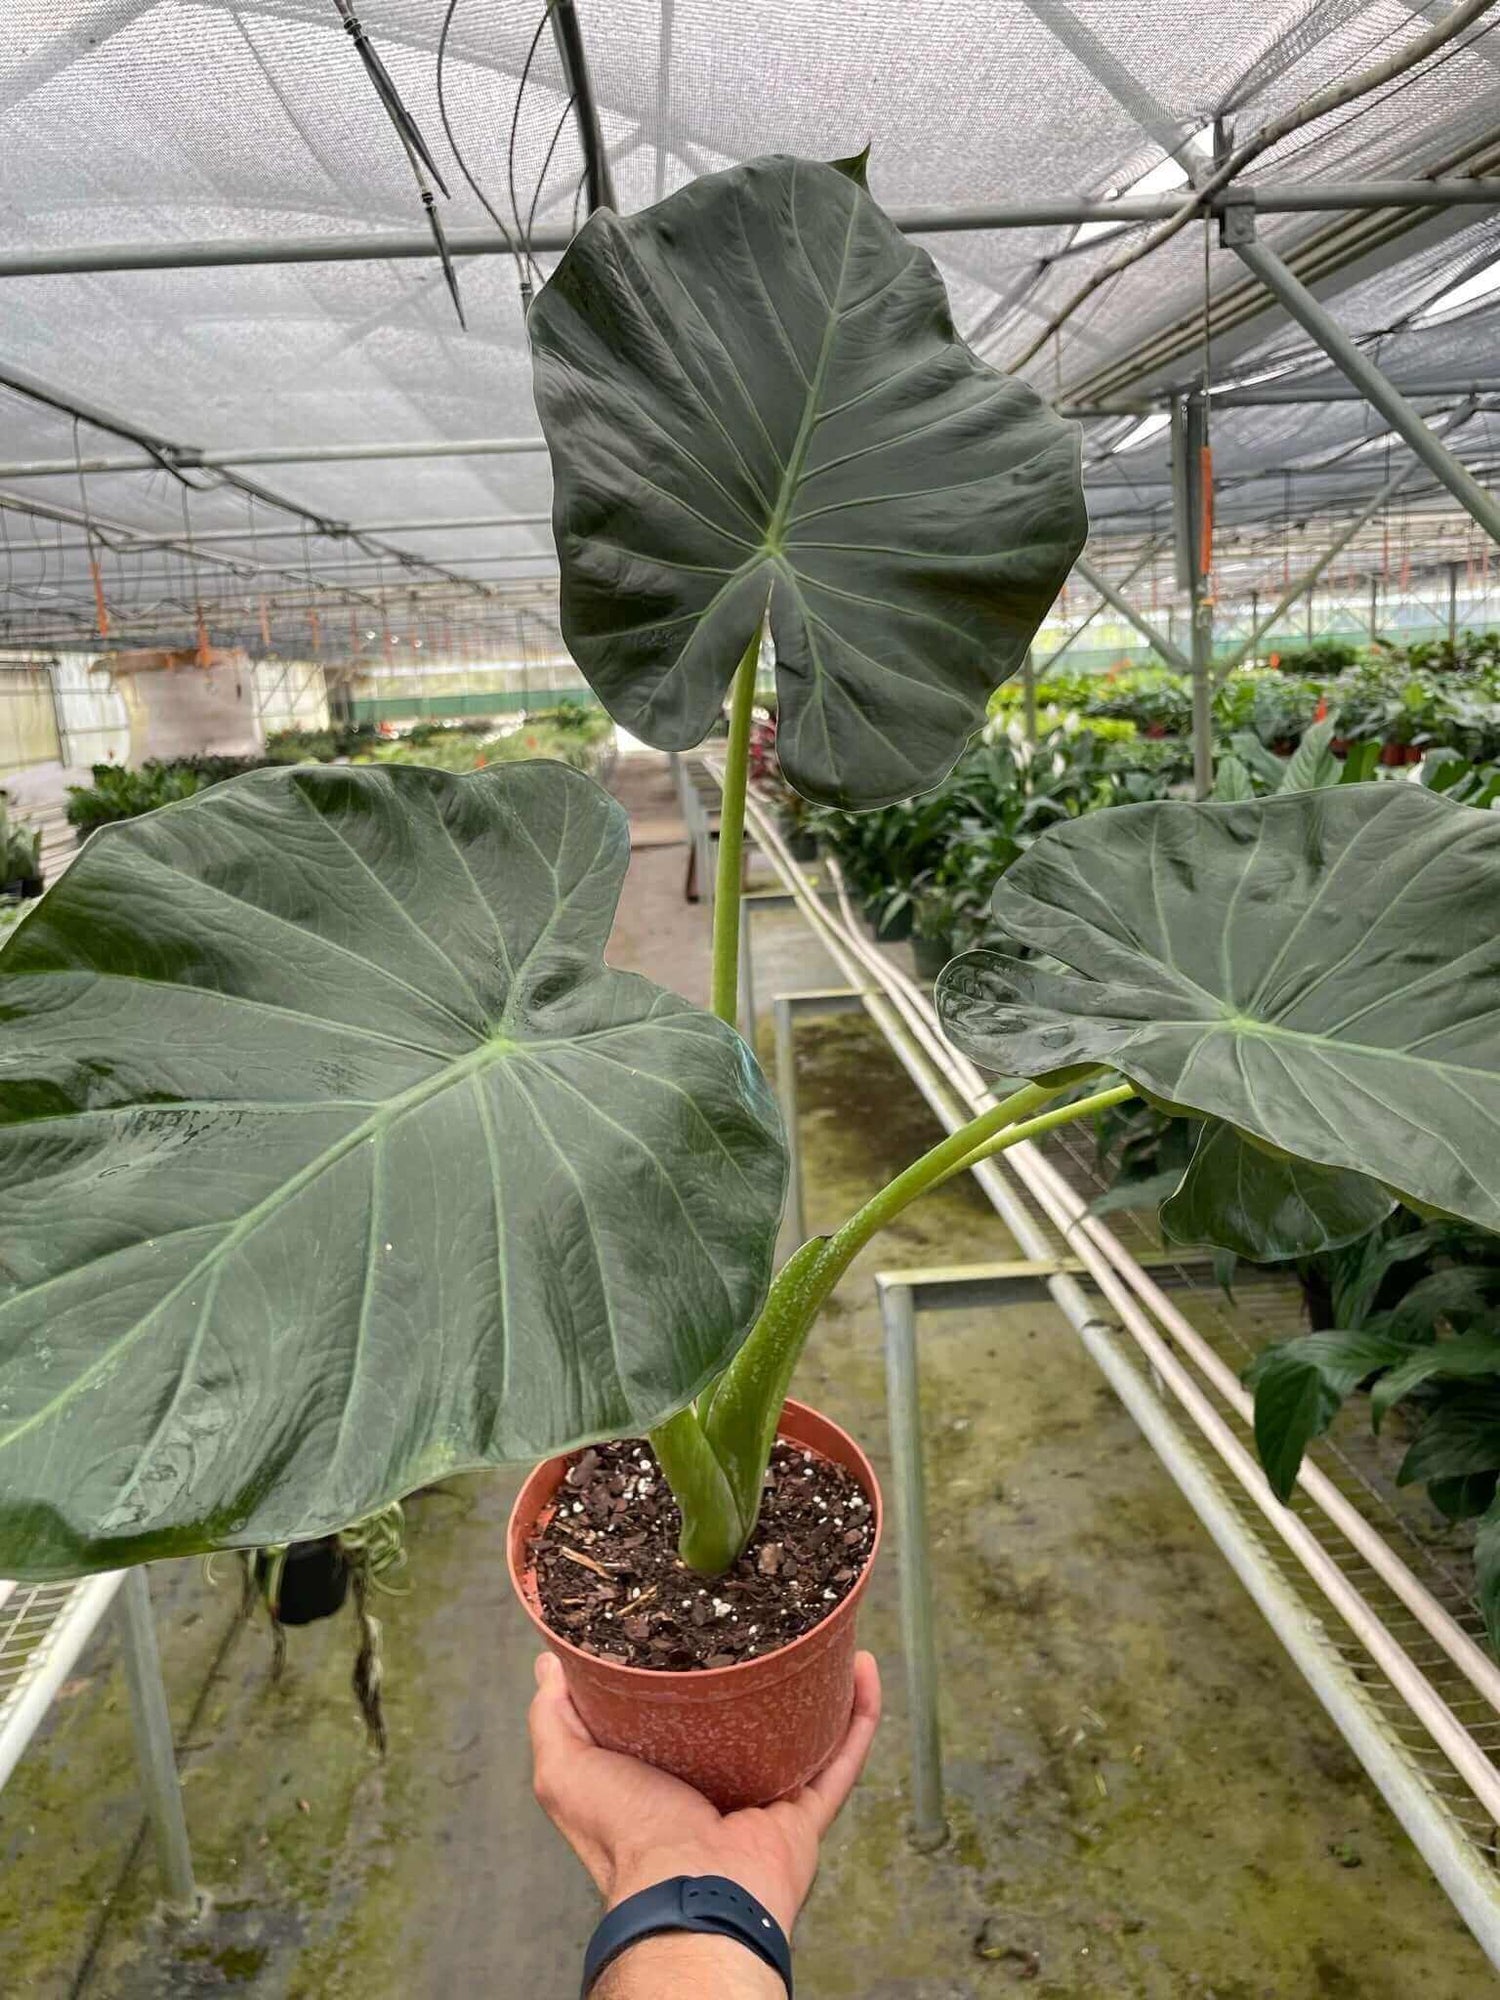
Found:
2,822 -> 1493,1996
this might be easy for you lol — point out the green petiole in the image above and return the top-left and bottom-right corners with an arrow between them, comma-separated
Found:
654,1072 -> 1135,1571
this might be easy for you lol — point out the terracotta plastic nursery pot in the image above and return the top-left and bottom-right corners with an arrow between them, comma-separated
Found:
507,1399 -> 882,1812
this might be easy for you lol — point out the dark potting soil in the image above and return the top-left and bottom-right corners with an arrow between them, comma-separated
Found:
529,1438 -> 875,1671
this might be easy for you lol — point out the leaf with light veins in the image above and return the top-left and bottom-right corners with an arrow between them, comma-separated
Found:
529,153 -> 1085,809
0,763 -> 785,1578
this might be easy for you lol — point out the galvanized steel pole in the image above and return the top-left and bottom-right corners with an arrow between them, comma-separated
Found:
877,1280 -> 948,1854
118,1568 -> 198,1918
0,184 -> 1494,280
1224,209 -> 1500,546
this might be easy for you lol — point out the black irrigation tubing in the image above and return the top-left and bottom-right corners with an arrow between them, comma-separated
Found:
436,0 -> 529,307
509,4 -> 557,297
331,0 -> 450,196
527,92 -> 578,254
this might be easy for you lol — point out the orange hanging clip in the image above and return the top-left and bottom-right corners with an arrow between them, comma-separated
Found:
1197,444 -> 1215,586
89,550 -> 111,639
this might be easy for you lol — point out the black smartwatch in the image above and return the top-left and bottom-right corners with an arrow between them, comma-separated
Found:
581,1874 -> 793,1997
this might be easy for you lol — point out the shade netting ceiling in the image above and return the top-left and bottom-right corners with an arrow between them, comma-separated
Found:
1,0 -> 1498,652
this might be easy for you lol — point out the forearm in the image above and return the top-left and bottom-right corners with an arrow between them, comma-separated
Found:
595,1933 -> 784,1998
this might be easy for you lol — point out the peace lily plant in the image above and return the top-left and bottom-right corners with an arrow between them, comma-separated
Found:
2,155 -> 1499,1654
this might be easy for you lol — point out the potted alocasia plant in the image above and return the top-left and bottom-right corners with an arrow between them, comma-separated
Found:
0,151 -> 1085,1810
4,152 -> 1500,1816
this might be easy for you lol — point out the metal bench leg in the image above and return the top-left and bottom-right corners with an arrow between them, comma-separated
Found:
878,1282 -> 947,1852
119,1567 -> 198,1917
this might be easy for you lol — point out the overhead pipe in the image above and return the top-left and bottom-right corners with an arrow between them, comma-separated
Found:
0,184 -> 1494,281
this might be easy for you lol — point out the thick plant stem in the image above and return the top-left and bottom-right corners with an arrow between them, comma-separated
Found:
667,1075 -> 1126,1571
709,627 -> 764,1027
695,1234 -> 830,1545
697,1075 -> 1113,1547
648,1406 -> 747,1576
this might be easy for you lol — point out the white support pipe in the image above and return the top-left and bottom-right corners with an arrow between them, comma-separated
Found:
1041,1277 -> 1500,1969
0,1573 -> 125,1791
1017,1145 -> 1500,1716
1073,554 -> 1192,671
0,437 -> 549,480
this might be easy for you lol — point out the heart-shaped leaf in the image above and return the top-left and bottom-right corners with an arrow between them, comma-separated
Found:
1211,756 -> 1254,803
936,786 -> 1500,1248
0,763 -> 785,1579
1160,1119 -> 1394,1260
529,154 -> 1086,809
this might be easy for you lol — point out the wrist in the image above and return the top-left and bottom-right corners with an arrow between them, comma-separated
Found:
607,1854 -> 799,1936
594,1932 -> 783,1999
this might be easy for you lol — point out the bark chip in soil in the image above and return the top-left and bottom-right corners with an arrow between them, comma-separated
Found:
530,1437 -> 874,1670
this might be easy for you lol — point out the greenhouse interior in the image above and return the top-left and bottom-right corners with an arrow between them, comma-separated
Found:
6,2 -> 1500,1995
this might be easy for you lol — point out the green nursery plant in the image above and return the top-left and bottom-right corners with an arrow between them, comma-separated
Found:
4,152 -> 1500,1618
0,794 -> 42,889
1245,1210 -> 1500,1639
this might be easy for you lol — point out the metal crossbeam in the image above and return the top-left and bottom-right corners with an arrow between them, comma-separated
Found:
0,185 -> 1494,280
0,437 -> 548,479
1223,202 -> 1500,547
1072,552 -> 1191,671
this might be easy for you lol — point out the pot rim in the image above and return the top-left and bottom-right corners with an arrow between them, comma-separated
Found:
506,1396 -> 882,1686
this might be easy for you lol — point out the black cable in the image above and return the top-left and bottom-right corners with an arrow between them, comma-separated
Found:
509,4 -> 557,297
527,93 -> 578,254
436,0 -> 527,299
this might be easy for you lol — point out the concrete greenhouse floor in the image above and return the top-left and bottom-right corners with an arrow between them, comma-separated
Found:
1,754 -> 1492,1996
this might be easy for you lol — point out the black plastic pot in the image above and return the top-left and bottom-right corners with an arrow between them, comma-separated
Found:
912,932 -> 954,982
1,875 -> 43,901
254,1537 -> 349,1625
786,830 -> 818,863
863,897 -> 913,943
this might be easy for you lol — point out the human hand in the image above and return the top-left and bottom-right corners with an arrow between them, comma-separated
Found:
528,1649 -> 882,1936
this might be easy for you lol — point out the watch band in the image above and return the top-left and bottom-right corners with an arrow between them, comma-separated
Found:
581,1874 -> 793,1997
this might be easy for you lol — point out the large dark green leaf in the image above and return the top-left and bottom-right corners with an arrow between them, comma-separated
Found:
1245,1330 -> 1413,1501
1160,1120 -> 1394,1259
1398,1388 -> 1500,1487
0,764 -> 785,1579
529,154 -> 1086,809
937,786 -> 1500,1248
1371,1328 -> 1500,1430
